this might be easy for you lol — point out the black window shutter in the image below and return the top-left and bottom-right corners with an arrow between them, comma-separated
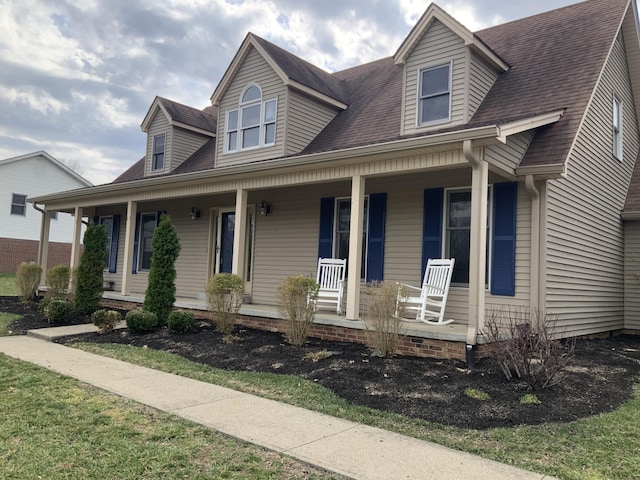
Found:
318,197 -> 335,259
491,182 -> 517,296
366,193 -> 386,282
422,188 -> 444,280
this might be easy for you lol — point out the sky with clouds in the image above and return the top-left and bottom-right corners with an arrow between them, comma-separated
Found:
0,0 -> 629,185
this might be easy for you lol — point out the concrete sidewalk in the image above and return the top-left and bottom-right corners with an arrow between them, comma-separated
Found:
0,329 -> 556,480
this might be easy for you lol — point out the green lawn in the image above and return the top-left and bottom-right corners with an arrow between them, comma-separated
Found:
0,273 -> 18,296
76,342 -> 640,480
0,355 -> 342,480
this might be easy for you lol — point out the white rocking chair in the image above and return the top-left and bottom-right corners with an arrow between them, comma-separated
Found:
315,258 -> 347,315
397,258 -> 455,325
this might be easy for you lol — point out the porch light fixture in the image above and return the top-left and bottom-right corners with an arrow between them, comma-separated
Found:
190,207 -> 201,221
258,201 -> 271,216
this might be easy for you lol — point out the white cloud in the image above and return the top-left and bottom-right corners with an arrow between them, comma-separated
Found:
0,85 -> 68,115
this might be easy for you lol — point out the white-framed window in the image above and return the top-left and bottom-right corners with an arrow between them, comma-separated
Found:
225,84 -> 277,153
100,216 -> 114,270
418,63 -> 452,126
152,134 -> 165,171
334,197 -> 369,279
444,187 -> 492,286
10,193 -> 27,216
138,213 -> 158,271
613,96 -> 623,161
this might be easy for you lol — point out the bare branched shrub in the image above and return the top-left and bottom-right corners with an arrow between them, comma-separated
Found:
206,273 -> 243,335
45,265 -> 70,299
279,276 -> 319,346
363,282 -> 406,358
15,262 -> 42,303
483,306 -> 575,391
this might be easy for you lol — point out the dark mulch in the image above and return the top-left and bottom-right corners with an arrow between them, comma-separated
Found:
3,295 -> 640,429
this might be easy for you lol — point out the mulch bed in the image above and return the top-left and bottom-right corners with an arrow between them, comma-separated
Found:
3,295 -> 640,429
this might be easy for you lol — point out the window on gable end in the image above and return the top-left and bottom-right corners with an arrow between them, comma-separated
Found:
613,96 -> 623,161
225,84 -> 277,153
10,193 -> 27,216
152,134 -> 165,171
418,63 -> 451,126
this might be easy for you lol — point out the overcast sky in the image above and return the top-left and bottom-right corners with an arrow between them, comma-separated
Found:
0,0 -> 625,185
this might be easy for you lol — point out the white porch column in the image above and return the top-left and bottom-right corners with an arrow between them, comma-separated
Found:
346,175 -> 365,320
467,157 -> 489,345
69,207 -> 84,290
232,188 -> 248,279
37,210 -> 52,284
121,201 -> 137,296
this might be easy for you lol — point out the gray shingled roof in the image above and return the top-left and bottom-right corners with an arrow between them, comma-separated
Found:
158,97 -> 217,133
113,0 -> 629,184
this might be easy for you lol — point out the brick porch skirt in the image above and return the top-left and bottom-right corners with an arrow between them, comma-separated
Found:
101,297 -> 488,362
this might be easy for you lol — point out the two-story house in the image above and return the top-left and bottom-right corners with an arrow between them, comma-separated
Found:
29,0 -> 640,361
0,151 -> 92,273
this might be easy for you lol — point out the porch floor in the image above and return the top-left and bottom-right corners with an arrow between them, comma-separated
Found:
103,292 -> 470,343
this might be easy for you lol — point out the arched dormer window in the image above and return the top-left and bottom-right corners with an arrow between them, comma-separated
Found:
225,84 -> 277,153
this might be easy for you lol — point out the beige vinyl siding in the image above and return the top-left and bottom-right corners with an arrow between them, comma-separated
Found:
468,52 -> 499,119
146,113 -> 171,176
624,221 -> 640,330
216,47 -> 286,167
484,132 -> 534,174
402,19 -> 467,136
250,170 -> 531,324
285,89 -> 338,155
170,127 -> 210,171
545,33 -> 640,336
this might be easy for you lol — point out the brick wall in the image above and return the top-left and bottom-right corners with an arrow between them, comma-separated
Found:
0,237 -> 77,273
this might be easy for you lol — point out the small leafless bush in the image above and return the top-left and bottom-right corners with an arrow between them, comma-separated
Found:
279,275 -> 319,346
206,273 -> 244,335
483,306 -> 575,391
363,282 -> 406,358
15,262 -> 42,303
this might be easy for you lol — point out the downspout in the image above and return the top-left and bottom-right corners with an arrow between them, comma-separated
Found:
463,139 -> 487,368
524,175 -> 541,319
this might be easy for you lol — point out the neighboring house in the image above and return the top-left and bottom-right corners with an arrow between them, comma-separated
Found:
30,0 -> 640,361
0,151 -> 92,273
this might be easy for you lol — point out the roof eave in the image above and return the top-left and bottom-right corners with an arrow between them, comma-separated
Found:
515,163 -> 566,179
29,125 -> 500,204
621,210 -> 640,220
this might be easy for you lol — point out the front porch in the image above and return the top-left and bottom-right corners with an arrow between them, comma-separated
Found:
100,291 -> 479,361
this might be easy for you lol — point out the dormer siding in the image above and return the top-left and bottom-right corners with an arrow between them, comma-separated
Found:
469,52 -> 500,119
285,89 -> 339,156
170,127 -> 210,172
402,19 -> 467,136
216,47 -> 286,168
145,113 -> 170,176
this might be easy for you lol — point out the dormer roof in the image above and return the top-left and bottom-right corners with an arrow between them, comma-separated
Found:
141,96 -> 217,136
394,3 -> 509,72
210,33 -> 349,109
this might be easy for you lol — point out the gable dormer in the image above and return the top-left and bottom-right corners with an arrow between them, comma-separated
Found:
140,97 -> 216,177
211,33 -> 348,168
394,3 -> 508,136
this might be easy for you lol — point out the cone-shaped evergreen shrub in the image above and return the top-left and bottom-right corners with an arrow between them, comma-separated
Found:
74,223 -> 107,315
143,214 -> 181,325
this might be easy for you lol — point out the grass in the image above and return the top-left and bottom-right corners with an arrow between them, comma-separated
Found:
0,355 -> 341,480
75,342 -> 640,480
0,273 -> 19,296
0,313 -> 20,336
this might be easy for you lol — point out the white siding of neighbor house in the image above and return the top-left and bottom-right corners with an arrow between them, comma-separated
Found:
468,52 -> 499,119
545,33 -> 640,337
624,221 -> 640,331
0,155 -> 88,243
285,89 -> 339,156
216,47 -> 287,167
402,19 -> 468,136
145,113 -> 171,176
484,132 -> 534,174
170,127 -> 210,172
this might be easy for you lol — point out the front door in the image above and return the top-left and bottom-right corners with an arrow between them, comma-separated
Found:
217,211 -> 235,274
